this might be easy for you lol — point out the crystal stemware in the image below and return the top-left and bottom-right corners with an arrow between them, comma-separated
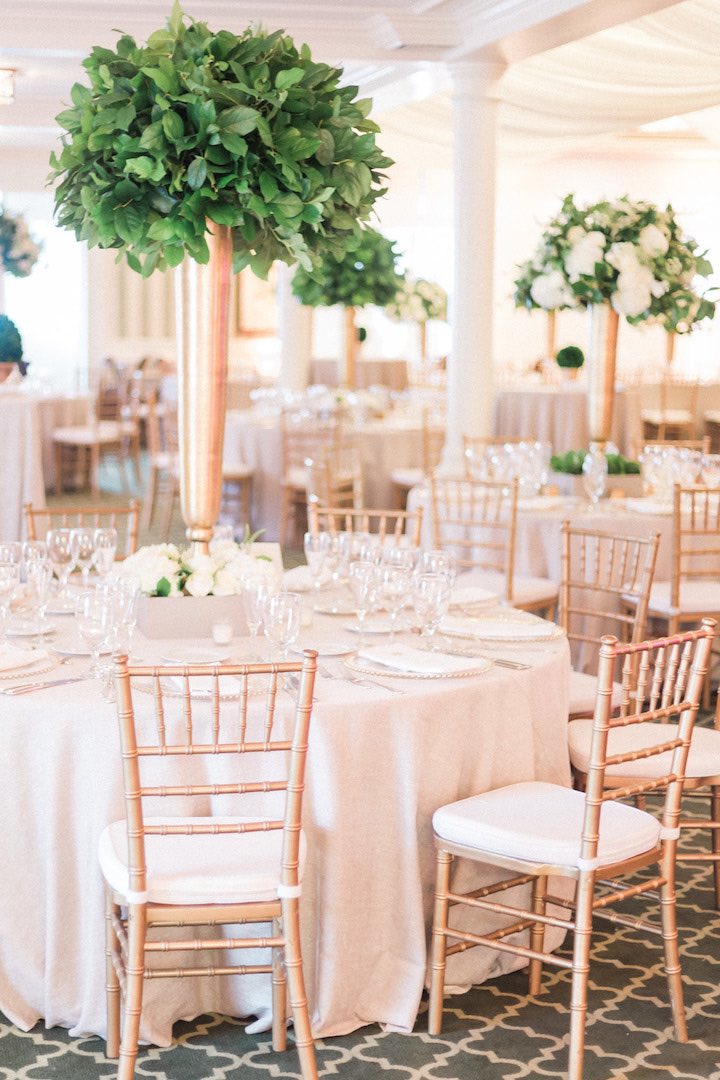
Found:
581,444 -> 608,508
75,592 -> 112,676
264,591 -> 302,660
70,527 -> 95,589
348,560 -> 379,646
25,561 -> 53,640
701,454 -> 720,487
412,573 -> 452,650
46,528 -> 75,612
380,564 -> 412,643
0,561 -> 20,644
303,531 -> 327,592
93,527 -> 118,580
0,542 -> 22,565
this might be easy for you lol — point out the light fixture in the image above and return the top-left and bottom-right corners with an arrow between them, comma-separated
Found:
0,68 -> 16,105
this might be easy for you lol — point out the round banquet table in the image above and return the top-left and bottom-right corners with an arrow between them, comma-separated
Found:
492,383 -> 642,455
0,604 -> 570,1045
223,409 -> 425,539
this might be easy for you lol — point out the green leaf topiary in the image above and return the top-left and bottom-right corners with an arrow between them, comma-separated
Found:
555,345 -> 585,369
550,449 -> 640,475
0,315 -> 23,364
291,226 -> 403,309
49,2 -> 392,279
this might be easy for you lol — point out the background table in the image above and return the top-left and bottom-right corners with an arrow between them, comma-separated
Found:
0,611 -> 569,1045
493,383 -> 642,455
309,358 -> 409,391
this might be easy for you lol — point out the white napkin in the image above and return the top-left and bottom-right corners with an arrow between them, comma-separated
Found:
0,646 -> 48,673
440,614 -> 558,640
357,642 -> 488,675
449,585 -> 498,609
517,495 -> 567,511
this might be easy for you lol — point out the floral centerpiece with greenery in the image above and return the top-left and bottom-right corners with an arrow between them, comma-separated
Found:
386,277 -> 447,323
550,449 -> 640,475
49,2 -> 392,279
513,193 -> 715,332
120,537 -> 274,597
0,207 -> 41,278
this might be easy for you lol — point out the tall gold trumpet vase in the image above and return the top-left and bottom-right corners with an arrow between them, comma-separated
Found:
343,305 -> 358,388
546,309 -> 557,360
174,223 -> 233,556
586,303 -> 620,446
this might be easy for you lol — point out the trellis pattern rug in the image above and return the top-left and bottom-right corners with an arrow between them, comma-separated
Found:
4,806 -> 720,1080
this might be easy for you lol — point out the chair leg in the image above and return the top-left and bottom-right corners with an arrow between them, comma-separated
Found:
712,786 -> 720,911
428,849 -> 453,1036
659,853 -> 688,1042
567,872 -> 594,1080
54,444 -> 64,494
117,903 -> 147,1080
141,466 -> 158,535
280,897 -> 318,1080
104,888 -> 121,1059
271,916 -> 287,1053
528,874 -> 548,996
90,443 -> 100,498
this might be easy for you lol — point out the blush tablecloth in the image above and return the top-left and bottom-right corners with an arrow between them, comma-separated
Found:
0,612 -> 570,1044
493,383 -> 642,455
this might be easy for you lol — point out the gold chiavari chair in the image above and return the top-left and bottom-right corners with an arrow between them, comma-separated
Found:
428,621 -> 715,1080
101,651 -> 319,1080
641,377 -> 699,442
307,503 -> 423,548
560,521 -> 660,718
461,434 -> 531,479
141,396 -> 179,537
278,410 -> 348,545
429,475 -> 558,616
23,500 -> 140,557
635,436 -> 710,457
390,407 -> 445,507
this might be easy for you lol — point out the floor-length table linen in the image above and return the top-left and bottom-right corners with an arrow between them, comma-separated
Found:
493,383 -> 642,455
0,614 -> 570,1044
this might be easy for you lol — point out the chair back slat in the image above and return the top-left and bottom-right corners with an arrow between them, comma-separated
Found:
560,522 -> 659,673
23,500 -> 140,556
114,652 -> 318,897
580,622 -> 714,866
672,485 -> 720,607
308,504 -> 423,547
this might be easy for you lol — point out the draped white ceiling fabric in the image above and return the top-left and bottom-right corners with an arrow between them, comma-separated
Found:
380,0 -> 720,157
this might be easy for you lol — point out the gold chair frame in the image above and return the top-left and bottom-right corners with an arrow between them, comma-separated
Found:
428,621 -> 715,1080
23,500 -> 140,557
278,411 -> 348,545
104,651 -> 319,1080
307,504 -> 423,548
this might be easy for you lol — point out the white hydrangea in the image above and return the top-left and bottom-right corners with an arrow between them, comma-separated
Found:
530,270 -> 575,310
119,543 -> 182,595
120,539 -> 274,597
611,266 -> 654,317
564,230 -> 606,281
638,223 -> 669,257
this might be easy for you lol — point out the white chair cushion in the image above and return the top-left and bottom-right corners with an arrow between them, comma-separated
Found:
705,410 -> 720,424
569,720 -> 720,780
461,568 -> 558,607
223,463 -> 254,480
391,467 -> 425,490
433,780 -> 661,869
646,579 -> 720,617
98,816 -> 305,905
568,669 -> 623,716
641,409 -> 693,426
284,466 -> 309,490
53,422 -> 124,445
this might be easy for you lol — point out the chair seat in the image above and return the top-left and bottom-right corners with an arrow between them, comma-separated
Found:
150,451 -> 179,473
433,780 -> 661,870
99,816 -> 306,905
223,462 -> 254,480
391,467 -> 425,490
705,410 -> 720,425
641,409 -> 693,426
53,422 -> 125,446
463,568 -> 558,607
643,579 -> 720,617
569,720 -> 720,780
568,669 -> 623,716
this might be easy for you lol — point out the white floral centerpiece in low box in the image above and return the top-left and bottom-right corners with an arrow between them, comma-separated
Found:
121,537 -> 282,639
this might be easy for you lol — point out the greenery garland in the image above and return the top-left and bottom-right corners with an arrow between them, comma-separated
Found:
291,226 -> 403,308
50,2 -> 392,278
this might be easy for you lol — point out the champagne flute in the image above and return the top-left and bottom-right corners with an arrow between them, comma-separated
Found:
380,564 -> 412,643
93,527 -> 118,581
46,528 -> 74,612
70,527 -> 95,589
243,578 -> 273,648
264,591 -> 301,660
303,531 -> 327,592
25,561 -> 53,640
412,573 -> 452,651
348,560 -> 379,647
75,592 -> 112,676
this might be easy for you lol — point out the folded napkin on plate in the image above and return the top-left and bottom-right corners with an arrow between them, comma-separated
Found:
0,646 -> 48,673
357,643 -> 487,675
449,585 -> 498,608
440,614 -> 558,640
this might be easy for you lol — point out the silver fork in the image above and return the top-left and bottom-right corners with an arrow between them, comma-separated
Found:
319,663 -> 405,695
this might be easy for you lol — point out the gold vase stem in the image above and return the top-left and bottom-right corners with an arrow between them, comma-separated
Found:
586,304 -> 619,445
344,306 -> 357,389
546,309 -> 557,359
175,223 -> 233,556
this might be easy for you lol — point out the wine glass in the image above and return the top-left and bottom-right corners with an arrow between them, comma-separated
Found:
70,527 -> 95,589
46,528 -> 75,611
348,560 -> 379,646
381,544 -> 416,572
93,527 -> 118,580
581,445 -> 607,508
303,531 -> 327,592
380,564 -> 412,643
0,542 -> 22,565
243,578 -> 273,643
75,592 -> 112,676
701,454 -> 720,487
415,549 -> 456,584
0,561 -> 20,644
25,561 -> 53,640
21,540 -> 47,570
264,591 -> 301,660
413,573 -> 452,650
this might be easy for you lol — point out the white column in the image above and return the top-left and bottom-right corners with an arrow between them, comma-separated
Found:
276,261 -> 313,390
443,60 -> 505,471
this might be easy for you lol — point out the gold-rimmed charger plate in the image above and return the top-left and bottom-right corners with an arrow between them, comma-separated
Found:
440,614 -> 565,646
344,654 -> 492,681
0,654 -> 58,680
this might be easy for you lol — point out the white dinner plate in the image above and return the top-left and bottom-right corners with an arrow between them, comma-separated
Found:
0,647 -> 55,678
343,617 -> 395,635
160,645 -> 231,665
313,599 -> 357,616
51,641 -> 112,658
290,641 -> 354,657
7,622 -> 55,638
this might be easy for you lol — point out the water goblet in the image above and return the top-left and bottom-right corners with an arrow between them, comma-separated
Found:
93,527 -> 118,581
75,592 -> 112,677
701,454 -> 720,487
46,528 -> 75,612
581,444 -> 607,508
21,540 -> 47,572
380,564 -> 412,643
415,549 -> 456,584
412,573 -> 452,650
25,561 -> 53,640
243,578 -> 273,647
348,560 -> 379,646
381,544 -> 416,572
0,561 -> 20,644
70,527 -> 95,590
0,542 -> 22,565
264,591 -> 302,660
303,531 -> 327,592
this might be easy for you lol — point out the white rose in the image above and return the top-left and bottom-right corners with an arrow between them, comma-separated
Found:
184,552 -> 215,576
184,569 -> 215,597
566,226 -> 586,244
564,231 -> 606,281
530,270 -> 575,310
650,278 -> 669,298
638,224 -> 669,257
612,267 -> 653,317
213,568 -> 242,595
208,539 -> 240,567
606,242 -> 642,275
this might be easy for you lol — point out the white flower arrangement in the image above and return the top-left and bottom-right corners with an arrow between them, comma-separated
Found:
514,194 -> 715,332
120,538 -> 275,598
0,207 -> 41,278
386,277 -> 447,323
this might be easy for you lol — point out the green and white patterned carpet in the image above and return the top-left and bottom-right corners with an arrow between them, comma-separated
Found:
4,801 -> 720,1080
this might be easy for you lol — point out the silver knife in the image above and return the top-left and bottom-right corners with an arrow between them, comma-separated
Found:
3,676 -> 89,696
